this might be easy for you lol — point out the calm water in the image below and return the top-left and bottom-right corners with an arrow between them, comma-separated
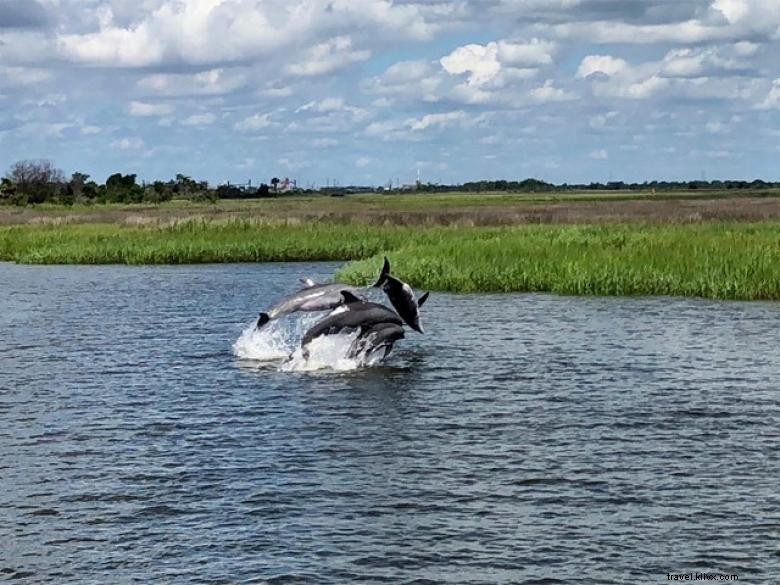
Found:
1,262 -> 778,584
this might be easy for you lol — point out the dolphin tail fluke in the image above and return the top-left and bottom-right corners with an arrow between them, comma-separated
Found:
340,290 -> 363,304
418,291 -> 430,308
371,256 -> 391,288
256,312 -> 270,328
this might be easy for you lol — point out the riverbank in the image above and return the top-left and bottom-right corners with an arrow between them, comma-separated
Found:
2,220 -> 780,300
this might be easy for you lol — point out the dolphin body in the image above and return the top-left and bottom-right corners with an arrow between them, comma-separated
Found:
347,322 -> 406,360
372,257 -> 429,333
300,291 -> 402,348
256,279 -> 366,328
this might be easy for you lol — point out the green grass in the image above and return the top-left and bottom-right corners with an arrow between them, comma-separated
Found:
3,220 -> 780,300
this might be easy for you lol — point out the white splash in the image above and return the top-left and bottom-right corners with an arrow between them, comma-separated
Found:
232,313 -> 320,361
280,331 -> 386,373
232,312 -> 390,372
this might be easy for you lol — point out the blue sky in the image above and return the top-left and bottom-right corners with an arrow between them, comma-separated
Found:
1,0 -> 780,187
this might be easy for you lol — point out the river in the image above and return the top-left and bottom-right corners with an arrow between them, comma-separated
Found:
1,262 -> 778,584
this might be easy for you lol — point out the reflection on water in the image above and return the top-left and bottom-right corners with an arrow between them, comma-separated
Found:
1,262 -> 778,584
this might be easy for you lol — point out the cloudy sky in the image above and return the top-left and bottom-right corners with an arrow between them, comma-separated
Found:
2,0 -> 780,186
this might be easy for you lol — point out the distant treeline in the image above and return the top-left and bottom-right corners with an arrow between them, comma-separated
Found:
450,178 -> 780,193
2,159 -> 779,206
0,160 -> 282,206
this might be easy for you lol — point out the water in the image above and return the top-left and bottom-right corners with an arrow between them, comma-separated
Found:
1,262 -> 778,584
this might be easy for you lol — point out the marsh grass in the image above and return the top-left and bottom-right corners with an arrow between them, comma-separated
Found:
2,220 -> 780,299
337,224 -> 780,300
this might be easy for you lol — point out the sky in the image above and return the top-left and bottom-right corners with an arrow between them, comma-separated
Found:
1,0 -> 780,187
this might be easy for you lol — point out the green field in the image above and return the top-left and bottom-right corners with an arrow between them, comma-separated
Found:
3,220 -> 780,300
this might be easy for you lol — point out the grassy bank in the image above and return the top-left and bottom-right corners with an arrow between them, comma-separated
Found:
2,220 -> 780,300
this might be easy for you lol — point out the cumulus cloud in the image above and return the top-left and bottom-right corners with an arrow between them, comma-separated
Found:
529,80 -> 575,102
234,113 -> 272,132
111,136 -> 145,150
365,110 -> 471,140
50,0 -> 439,69
0,65 -> 51,85
286,36 -> 370,77
138,69 -> 247,96
181,112 -> 216,126
408,111 -> 467,131
363,60 -> 443,102
576,55 -> 628,79
129,101 -> 173,117
440,39 -> 555,87
758,79 -> 780,109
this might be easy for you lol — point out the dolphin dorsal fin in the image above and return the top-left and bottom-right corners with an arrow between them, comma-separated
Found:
371,256 -> 391,288
418,292 -> 430,308
299,278 -> 317,287
340,290 -> 363,304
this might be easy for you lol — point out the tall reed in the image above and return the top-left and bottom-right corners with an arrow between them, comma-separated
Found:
3,221 -> 780,299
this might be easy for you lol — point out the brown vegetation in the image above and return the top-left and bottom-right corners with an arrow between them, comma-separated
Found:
3,193 -> 780,226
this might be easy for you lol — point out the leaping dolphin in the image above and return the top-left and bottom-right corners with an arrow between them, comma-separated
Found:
372,257 -> 429,333
256,279 -> 367,329
347,322 -> 405,361
300,291 -> 402,348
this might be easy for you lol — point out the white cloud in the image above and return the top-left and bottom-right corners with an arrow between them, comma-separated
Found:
51,0 -> 441,69
138,69 -> 247,97
589,148 -> 609,160
529,80 -> 574,102
297,97 -> 346,113
441,43 -> 502,86
408,111 -> 468,131
576,55 -> 628,78
234,112 -> 272,132
660,46 -> 753,78
111,136 -> 145,150
286,36 -> 371,77
182,112 -> 216,126
758,78 -> 780,109
0,66 -> 51,85
356,156 -> 371,168
129,101 -> 173,117
363,60 -> 443,102
440,39 -> 556,88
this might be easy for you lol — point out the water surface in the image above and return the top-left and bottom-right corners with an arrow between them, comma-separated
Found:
1,262 -> 778,584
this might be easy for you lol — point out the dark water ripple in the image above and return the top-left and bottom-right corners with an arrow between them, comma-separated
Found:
1,262 -> 779,584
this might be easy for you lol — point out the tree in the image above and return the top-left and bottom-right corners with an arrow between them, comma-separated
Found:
5,159 -> 65,204
105,173 -> 143,203
68,172 -> 90,202
271,177 -> 280,192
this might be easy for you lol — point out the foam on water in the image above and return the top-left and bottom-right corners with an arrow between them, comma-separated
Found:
280,331 -> 386,372
232,313 -> 320,361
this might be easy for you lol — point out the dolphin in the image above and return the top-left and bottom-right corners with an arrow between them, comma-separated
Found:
372,257 -> 430,333
256,279 -> 367,328
347,321 -> 406,360
300,291 -> 402,348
